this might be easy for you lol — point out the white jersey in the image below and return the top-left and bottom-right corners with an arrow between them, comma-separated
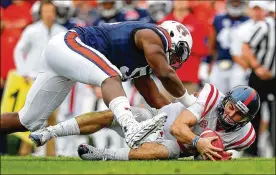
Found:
159,83 -> 256,155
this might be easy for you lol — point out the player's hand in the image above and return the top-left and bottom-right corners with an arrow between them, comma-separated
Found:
93,87 -> 103,99
254,66 -> 273,80
23,76 -> 32,85
0,77 -> 4,88
221,151 -> 232,161
196,136 -> 223,161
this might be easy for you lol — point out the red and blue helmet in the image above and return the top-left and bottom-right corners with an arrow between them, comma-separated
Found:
217,85 -> 260,132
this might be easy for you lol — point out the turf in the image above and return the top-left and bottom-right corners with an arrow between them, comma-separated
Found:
1,156 -> 275,174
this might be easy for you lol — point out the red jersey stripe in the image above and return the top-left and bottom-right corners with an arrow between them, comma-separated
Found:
228,125 -> 254,147
201,84 -> 214,119
236,133 -> 256,150
202,88 -> 219,118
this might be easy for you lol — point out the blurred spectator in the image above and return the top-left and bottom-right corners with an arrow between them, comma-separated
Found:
117,0 -> 154,23
158,0 -> 208,97
0,0 -> 32,156
242,1 -> 275,157
1,0 -> 12,9
31,0 -> 84,29
14,0 -> 67,79
230,1 -> 269,87
13,0 -> 67,156
147,1 -> 172,23
93,0 -> 121,26
191,1 -> 226,41
1,0 -> 32,86
72,1 -> 98,26
207,0 -> 248,94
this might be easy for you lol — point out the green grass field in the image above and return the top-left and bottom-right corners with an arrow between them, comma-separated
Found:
1,156 -> 275,174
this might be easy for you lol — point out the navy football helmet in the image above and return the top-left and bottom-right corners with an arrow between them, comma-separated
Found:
217,85 -> 260,132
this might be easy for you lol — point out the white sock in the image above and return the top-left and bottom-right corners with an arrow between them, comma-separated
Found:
104,148 -> 130,160
109,96 -> 137,127
48,118 -> 80,137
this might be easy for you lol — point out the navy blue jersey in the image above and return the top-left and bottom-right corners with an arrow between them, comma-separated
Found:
72,21 -> 170,81
213,14 -> 249,61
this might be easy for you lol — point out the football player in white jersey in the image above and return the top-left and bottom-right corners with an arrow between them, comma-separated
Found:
29,84 -> 260,161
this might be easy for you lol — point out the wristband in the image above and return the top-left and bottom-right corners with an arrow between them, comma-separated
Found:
192,136 -> 200,147
174,90 -> 196,107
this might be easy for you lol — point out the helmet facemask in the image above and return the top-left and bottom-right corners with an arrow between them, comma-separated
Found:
167,41 -> 190,70
217,97 -> 251,132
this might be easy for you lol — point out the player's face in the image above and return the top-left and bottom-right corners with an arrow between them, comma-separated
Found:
102,2 -> 115,10
249,6 -> 266,21
223,101 -> 247,125
230,0 -> 242,7
41,4 -> 56,24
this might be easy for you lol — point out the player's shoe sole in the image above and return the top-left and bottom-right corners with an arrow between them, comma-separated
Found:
126,112 -> 167,148
29,134 -> 42,147
78,144 -> 104,161
29,128 -> 56,147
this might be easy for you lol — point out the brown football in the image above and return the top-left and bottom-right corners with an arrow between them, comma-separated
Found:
200,129 -> 224,160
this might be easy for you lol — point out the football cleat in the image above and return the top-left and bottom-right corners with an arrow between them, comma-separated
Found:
78,144 -> 105,161
124,112 -> 167,148
29,127 -> 57,147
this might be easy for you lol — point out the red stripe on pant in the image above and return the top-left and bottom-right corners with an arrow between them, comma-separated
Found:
65,32 -> 118,77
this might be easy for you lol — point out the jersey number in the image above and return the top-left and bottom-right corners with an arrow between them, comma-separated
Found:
120,66 -> 152,81
10,89 -> 19,112
176,24 -> 189,37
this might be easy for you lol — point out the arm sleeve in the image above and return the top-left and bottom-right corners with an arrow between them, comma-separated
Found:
187,83 -> 219,122
13,26 -> 32,76
225,123 -> 256,151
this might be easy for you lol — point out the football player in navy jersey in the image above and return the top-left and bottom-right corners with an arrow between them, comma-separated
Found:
117,0 -> 155,23
1,20 -> 194,148
92,0 -> 121,26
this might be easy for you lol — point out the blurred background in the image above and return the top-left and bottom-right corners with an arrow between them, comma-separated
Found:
0,0 -> 275,159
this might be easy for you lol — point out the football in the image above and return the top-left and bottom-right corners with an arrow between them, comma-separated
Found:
200,129 -> 224,160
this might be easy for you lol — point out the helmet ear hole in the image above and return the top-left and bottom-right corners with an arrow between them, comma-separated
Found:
170,31 -> 174,37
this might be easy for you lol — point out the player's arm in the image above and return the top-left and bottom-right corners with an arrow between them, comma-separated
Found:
13,27 -> 32,76
208,25 -> 217,61
133,75 -> 170,109
170,109 -> 223,160
134,29 -> 189,100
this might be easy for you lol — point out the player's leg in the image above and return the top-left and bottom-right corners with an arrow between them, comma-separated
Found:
0,113 -> 27,134
29,106 -> 157,146
78,140 -> 180,161
0,51 -> 75,134
45,31 -> 166,148
29,110 -> 114,146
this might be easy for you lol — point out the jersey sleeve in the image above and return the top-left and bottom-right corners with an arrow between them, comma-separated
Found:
187,83 -> 220,122
154,26 -> 172,52
225,123 -> 256,151
159,102 -> 186,118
